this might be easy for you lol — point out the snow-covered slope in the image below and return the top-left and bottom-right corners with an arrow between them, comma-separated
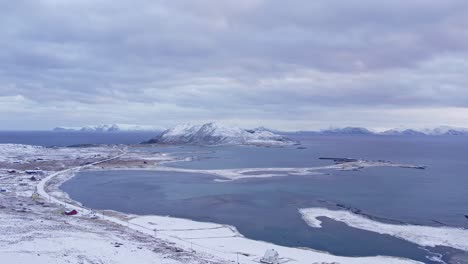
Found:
144,122 -> 296,146
53,124 -> 163,132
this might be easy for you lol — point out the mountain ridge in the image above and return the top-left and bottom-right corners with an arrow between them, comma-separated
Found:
290,126 -> 468,136
52,124 -> 468,136
53,124 -> 163,132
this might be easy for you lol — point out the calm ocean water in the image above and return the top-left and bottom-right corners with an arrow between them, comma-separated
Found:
59,134 -> 468,263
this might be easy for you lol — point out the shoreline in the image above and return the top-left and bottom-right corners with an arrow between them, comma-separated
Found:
37,151 -> 423,264
2,144 -> 221,264
3,143 -> 460,264
79,157 -> 428,182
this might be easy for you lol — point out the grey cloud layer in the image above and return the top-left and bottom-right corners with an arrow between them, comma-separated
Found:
1,0 -> 468,129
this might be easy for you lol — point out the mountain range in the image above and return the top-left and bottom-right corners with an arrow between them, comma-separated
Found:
53,123 -> 468,137
295,126 -> 468,136
53,124 -> 163,133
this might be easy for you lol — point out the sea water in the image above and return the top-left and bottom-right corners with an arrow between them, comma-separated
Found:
61,134 -> 468,263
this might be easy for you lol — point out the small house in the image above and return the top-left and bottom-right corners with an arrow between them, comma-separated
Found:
260,249 -> 279,264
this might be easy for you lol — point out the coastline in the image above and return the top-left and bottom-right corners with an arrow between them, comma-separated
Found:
3,143 -> 464,263
40,152 -> 422,264
1,145 -> 221,264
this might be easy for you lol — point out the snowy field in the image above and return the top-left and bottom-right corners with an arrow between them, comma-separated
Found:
0,143 -> 460,264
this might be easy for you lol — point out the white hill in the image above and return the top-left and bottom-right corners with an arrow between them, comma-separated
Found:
144,122 -> 296,146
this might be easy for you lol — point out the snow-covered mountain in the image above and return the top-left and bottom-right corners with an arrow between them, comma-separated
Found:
421,126 -> 468,136
380,126 -> 468,136
294,126 -> 468,136
53,124 -> 163,133
144,122 -> 296,146
53,123 -> 468,136
380,129 -> 426,136
318,127 -> 374,135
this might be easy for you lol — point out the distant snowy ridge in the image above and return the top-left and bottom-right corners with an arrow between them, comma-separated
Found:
291,126 -> 468,136
319,127 -> 374,135
382,126 -> 468,136
53,124 -> 164,132
144,122 -> 296,146
52,123 -> 468,136
379,129 -> 426,136
420,126 -> 468,136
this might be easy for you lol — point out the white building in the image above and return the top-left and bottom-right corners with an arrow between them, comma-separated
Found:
260,249 -> 279,264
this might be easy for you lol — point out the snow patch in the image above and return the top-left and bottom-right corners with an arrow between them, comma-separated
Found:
299,207 -> 468,252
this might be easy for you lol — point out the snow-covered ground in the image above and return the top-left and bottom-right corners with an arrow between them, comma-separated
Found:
0,144 -> 221,264
0,210 -> 212,264
0,143 -> 120,164
0,143 -> 454,264
300,208 -> 468,252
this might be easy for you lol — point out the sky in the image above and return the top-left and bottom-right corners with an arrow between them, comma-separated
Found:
1,0 -> 468,131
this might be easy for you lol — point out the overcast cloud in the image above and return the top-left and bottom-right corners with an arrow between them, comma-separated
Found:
1,0 -> 468,130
